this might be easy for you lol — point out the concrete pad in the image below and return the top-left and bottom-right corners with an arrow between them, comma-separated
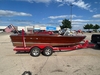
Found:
0,32 -> 100,75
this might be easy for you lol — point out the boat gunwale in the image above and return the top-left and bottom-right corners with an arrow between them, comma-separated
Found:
10,34 -> 86,38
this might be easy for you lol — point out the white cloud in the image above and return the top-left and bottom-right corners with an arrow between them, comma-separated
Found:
55,0 -> 62,2
58,19 -> 100,27
20,0 -> 91,11
71,19 -> 100,30
72,19 -> 90,22
48,15 -> 81,19
56,0 -> 75,3
72,19 -> 100,27
34,0 -> 51,3
93,14 -> 100,18
56,0 -> 91,11
0,10 -> 32,17
58,3 -> 65,7
72,0 -> 90,10
94,2 -> 98,4
0,20 -> 33,26
20,0 -> 51,3
72,19 -> 100,23
58,19 -> 87,24
19,0 -> 91,10
48,15 -> 68,19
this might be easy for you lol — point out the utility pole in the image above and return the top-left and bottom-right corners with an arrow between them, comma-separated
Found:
70,3 -> 73,26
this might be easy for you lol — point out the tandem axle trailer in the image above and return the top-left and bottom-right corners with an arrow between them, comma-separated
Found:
13,29 -> 95,57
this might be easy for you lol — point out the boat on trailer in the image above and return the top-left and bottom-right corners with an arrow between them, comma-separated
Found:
10,30 -> 86,47
10,29 -> 94,57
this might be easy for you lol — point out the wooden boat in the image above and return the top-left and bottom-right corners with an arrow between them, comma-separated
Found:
10,30 -> 86,47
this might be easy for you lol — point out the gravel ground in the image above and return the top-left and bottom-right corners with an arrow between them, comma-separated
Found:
0,32 -> 100,75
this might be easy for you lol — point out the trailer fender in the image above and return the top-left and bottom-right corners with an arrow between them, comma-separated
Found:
30,44 -> 52,51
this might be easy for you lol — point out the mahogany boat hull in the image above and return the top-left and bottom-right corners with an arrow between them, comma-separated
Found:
10,34 -> 86,47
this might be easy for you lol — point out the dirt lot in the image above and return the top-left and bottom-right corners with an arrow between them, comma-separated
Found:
0,32 -> 100,75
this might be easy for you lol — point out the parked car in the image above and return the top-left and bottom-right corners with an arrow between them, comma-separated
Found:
91,34 -> 100,46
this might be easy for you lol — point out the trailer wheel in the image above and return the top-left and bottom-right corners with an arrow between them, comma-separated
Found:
30,47 -> 40,57
43,47 -> 53,56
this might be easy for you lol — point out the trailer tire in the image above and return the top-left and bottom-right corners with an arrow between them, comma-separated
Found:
43,47 -> 53,56
30,47 -> 40,57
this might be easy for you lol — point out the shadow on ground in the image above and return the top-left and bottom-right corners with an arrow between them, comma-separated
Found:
93,45 -> 100,50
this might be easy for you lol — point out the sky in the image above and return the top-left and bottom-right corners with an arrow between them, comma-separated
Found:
0,0 -> 100,30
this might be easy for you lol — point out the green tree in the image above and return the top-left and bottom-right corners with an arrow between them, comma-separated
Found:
93,24 -> 100,32
60,19 -> 72,29
90,24 -> 94,29
83,24 -> 93,31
